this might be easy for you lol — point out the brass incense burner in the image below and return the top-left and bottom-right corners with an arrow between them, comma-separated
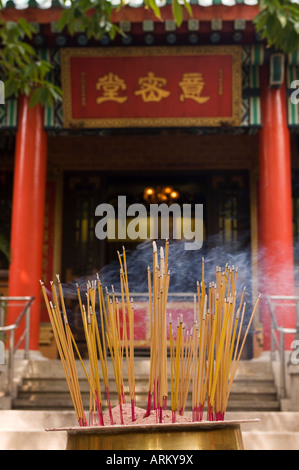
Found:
47,418 -> 259,450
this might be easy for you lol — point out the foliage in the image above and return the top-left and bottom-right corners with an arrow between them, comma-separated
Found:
56,0 -> 120,40
1,0 -> 299,107
143,0 -> 192,27
55,0 -> 299,51
55,0 -> 192,40
254,0 -> 299,53
0,12 -> 62,107
0,0 -> 189,107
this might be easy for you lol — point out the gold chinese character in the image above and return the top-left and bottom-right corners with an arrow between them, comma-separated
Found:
179,73 -> 210,104
218,69 -> 223,96
96,73 -> 128,104
135,72 -> 170,102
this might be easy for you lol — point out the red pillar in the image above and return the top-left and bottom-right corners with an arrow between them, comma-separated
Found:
259,66 -> 295,350
7,95 -> 47,350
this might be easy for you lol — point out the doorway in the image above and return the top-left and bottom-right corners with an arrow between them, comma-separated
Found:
62,170 -> 251,285
61,168 -> 252,356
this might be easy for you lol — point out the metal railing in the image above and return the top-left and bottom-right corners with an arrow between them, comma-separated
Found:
0,296 -> 34,397
266,295 -> 299,399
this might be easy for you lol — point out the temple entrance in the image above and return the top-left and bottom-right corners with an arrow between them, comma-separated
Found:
62,169 -> 251,286
61,168 -> 253,357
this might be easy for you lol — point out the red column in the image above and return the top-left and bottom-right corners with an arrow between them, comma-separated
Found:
7,95 -> 47,350
259,66 -> 295,350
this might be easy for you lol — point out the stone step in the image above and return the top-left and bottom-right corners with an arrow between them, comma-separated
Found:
13,398 -> 280,412
12,394 -> 278,413
13,388 -> 280,412
14,379 -> 278,399
226,401 -> 280,411
0,410 -> 298,450
14,390 -> 278,408
23,358 -> 275,379
16,376 -> 277,394
23,358 -> 151,379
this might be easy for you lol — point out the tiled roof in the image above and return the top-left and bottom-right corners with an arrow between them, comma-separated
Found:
2,0 -> 259,9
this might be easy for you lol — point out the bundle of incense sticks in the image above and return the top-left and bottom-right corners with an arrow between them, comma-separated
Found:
185,262 -> 260,423
146,246 -> 260,423
40,241 -> 260,427
40,246 -> 135,427
144,240 -> 170,422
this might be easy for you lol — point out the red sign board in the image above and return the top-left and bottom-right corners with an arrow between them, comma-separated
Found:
61,46 -> 242,128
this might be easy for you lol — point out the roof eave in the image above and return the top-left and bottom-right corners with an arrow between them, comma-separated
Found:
1,3 -> 260,24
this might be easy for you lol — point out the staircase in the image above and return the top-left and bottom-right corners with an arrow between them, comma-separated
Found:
2,357 -> 294,450
12,357 -> 280,413
226,360 -> 280,412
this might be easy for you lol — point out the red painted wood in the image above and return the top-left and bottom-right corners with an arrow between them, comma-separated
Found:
7,95 -> 47,350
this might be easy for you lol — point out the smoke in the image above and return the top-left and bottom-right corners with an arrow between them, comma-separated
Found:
56,234 -> 299,321
61,236 -> 254,306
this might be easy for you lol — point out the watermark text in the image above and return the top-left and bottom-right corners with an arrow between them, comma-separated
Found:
95,196 -> 203,250
0,81 -> 4,105
290,80 -> 299,105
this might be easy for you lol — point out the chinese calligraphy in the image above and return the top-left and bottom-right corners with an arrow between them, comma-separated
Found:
96,73 -> 128,104
81,72 -> 86,107
179,73 -> 210,104
218,69 -> 223,96
134,72 -> 170,102
95,71 -> 211,104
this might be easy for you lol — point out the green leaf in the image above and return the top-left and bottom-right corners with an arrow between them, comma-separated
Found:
29,88 -> 42,108
23,63 -> 36,78
20,41 -> 36,56
253,10 -> 268,29
4,79 -> 17,99
48,85 -> 62,101
277,11 -> 287,28
39,87 -> 50,106
108,24 -> 117,40
18,18 -> 36,38
182,0 -> 192,17
147,0 -> 161,19
56,14 -> 68,32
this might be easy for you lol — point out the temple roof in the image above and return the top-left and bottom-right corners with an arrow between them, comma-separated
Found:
2,0 -> 259,8
0,0 -> 261,24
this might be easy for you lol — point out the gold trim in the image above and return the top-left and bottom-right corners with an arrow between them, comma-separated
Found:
61,46 -> 242,129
